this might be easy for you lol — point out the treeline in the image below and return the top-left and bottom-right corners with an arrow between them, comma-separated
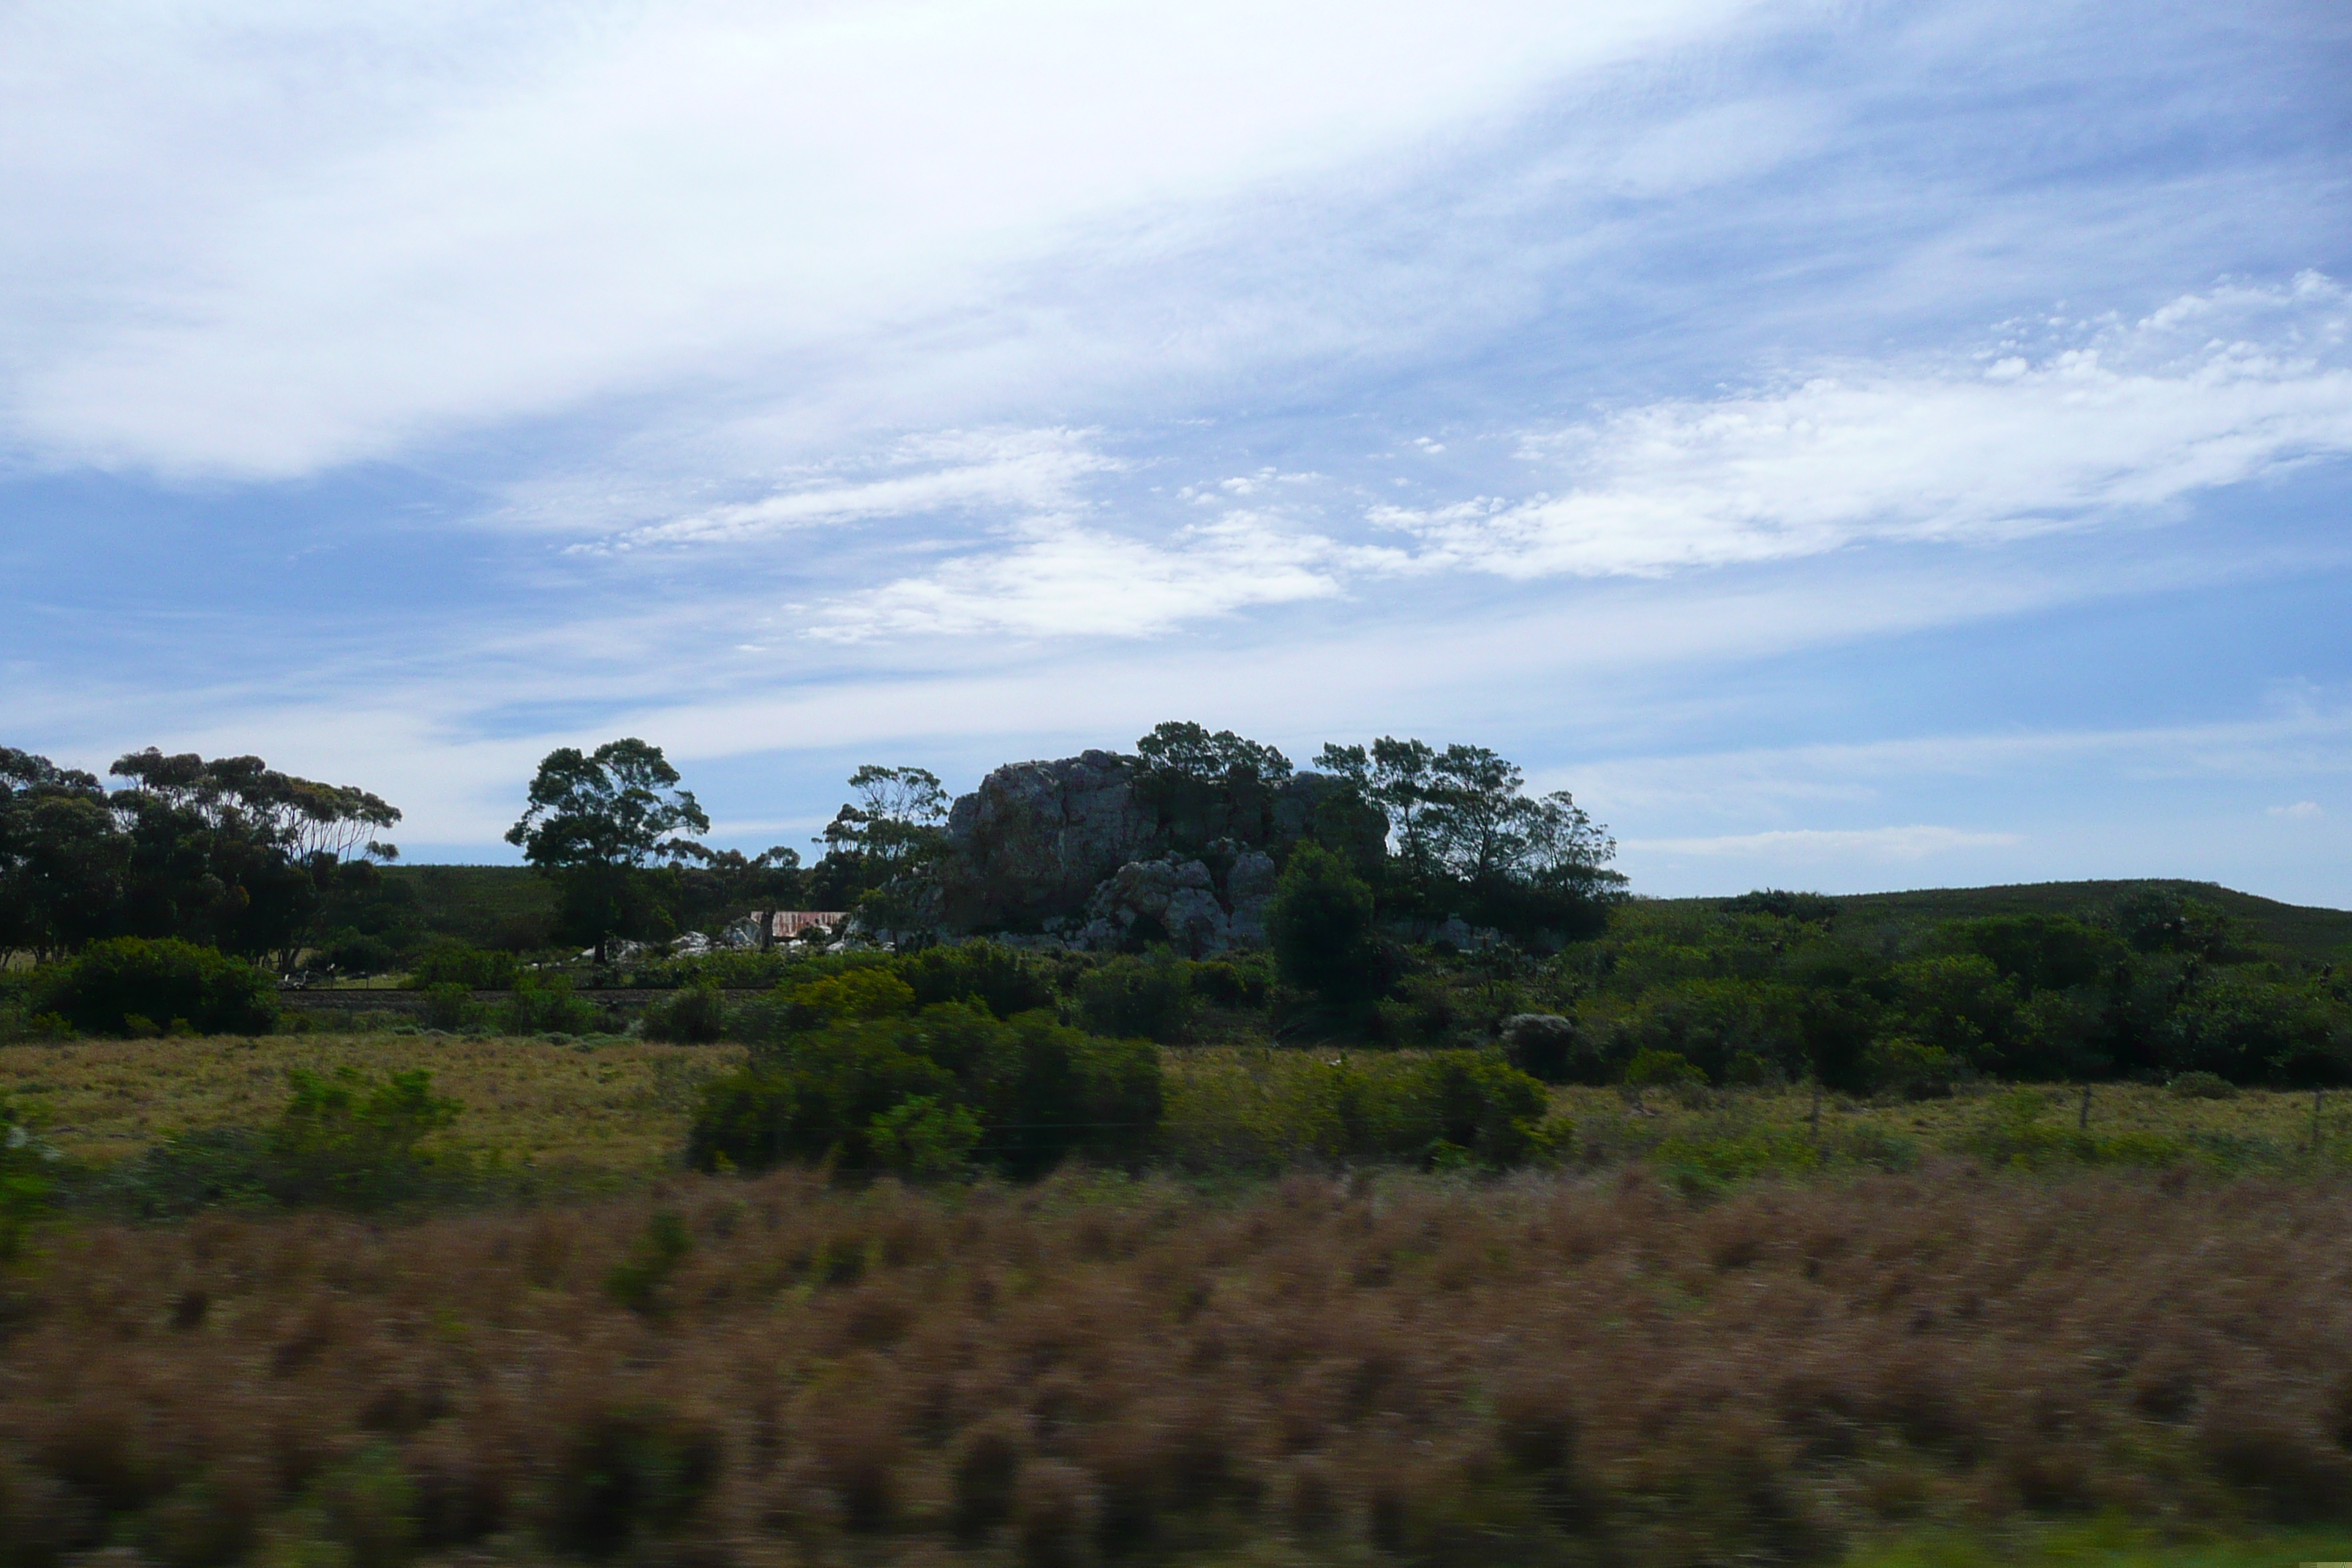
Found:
0,747 -> 397,968
1479,886 -> 2352,1091
2,722 -> 1625,973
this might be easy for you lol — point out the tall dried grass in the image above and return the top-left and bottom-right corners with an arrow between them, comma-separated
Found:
4,1167 -> 2350,1566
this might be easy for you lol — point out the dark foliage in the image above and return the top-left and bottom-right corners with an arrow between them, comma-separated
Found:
1,746 -> 399,968
689,1003 -> 1161,1180
25,937 -> 278,1036
1266,844 -> 1386,1009
1076,949 -> 1196,1041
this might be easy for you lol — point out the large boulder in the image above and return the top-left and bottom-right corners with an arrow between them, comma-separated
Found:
1074,857 -> 1231,955
939,751 -> 1157,931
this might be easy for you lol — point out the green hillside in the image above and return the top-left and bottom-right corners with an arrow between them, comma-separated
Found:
1660,878 -> 2352,962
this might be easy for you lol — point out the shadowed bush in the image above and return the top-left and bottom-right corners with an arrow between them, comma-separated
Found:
689,1003 -> 1160,1179
25,938 -> 277,1037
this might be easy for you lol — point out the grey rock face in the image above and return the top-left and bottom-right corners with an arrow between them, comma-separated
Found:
1076,856 -> 1230,955
1224,850 -> 1278,949
940,750 -> 1157,931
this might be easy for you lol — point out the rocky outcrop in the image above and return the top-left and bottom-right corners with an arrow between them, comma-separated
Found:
939,750 -> 1157,932
938,750 -> 1381,945
1074,857 -> 1228,954
1224,849 -> 1278,948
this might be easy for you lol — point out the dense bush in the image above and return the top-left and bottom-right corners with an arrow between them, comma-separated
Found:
10,1171 -> 2352,1567
494,975 -> 603,1036
689,1003 -> 1161,1179
641,984 -> 727,1043
898,941 -> 1058,1018
1077,949 -> 1196,1041
25,936 -> 279,1036
418,982 -> 482,1033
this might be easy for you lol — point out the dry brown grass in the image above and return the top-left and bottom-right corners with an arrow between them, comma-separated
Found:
0,1035 -> 743,1174
4,1167 -> 2350,1567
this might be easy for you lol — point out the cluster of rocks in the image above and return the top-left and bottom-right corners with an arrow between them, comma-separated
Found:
1059,845 -> 1279,956
934,749 -> 1371,956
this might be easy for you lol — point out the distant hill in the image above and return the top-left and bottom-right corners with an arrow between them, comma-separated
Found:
1659,878 -> 2352,962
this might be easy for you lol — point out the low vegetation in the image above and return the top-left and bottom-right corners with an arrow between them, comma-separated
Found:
4,1169 -> 2351,1567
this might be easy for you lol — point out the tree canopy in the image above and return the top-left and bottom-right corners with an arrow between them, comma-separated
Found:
507,739 -> 709,960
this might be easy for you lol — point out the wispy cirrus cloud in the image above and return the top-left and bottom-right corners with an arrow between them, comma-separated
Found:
570,428 -> 1117,554
1371,275 -> 2352,579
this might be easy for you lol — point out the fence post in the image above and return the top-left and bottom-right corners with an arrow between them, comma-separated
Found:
2078,1084 -> 2092,1131
2314,1086 -> 2326,1155
1809,1080 -> 1822,1138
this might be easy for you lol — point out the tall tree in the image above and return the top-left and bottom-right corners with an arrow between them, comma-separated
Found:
506,739 -> 709,962
108,749 -> 401,969
1318,736 -> 1621,936
0,750 -> 125,961
813,765 -> 949,932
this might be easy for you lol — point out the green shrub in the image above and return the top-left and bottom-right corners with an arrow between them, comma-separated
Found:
1499,1013 -> 1603,1083
641,985 -> 725,1043
899,941 -> 1057,1018
1865,1037 -> 1959,1099
2169,1070 -> 2238,1099
688,1003 -> 1160,1180
267,1066 -> 463,1205
867,1094 -> 984,1177
1623,1047 -> 1707,1088
111,1067 -> 466,1213
1077,949 -> 1196,1041
540,1403 -> 721,1557
631,949 -> 796,990
322,930 -> 399,975
406,940 -> 519,990
1160,1049 -> 1553,1172
496,975 -> 602,1036
1188,957 -> 1271,1010
418,982 -> 482,1033
26,938 -> 278,1036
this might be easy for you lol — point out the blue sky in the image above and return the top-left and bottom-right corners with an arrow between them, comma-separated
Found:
4,0 -> 2348,902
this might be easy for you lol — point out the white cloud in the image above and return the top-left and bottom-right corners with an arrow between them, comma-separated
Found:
1624,826 -> 2023,859
2269,800 -> 2323,819
1372,275 -> 2352,578
805,513 -> 1398,641
573,428 -> 1117,553
0,0 -> 1771,478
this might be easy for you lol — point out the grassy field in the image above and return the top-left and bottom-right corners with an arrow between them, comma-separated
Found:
0,1034 -> 744,1173
7,1033 -> 2346,1183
